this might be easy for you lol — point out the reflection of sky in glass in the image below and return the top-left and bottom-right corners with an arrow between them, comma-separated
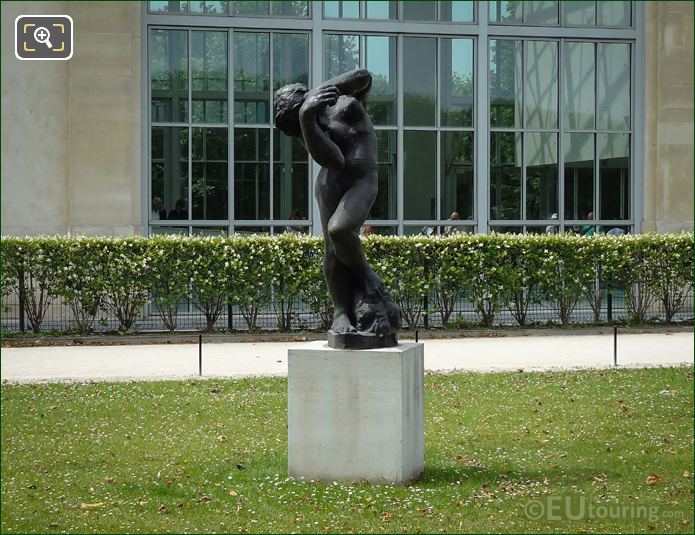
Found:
366,36 -> 389,81
451,1 -> 473,21
451,39 -> 473,83
366,1 -> 391,19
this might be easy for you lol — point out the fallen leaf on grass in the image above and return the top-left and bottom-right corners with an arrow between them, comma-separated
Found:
682,471 -> 691,479
645,474 -> 667,485
79,502 -> 105,510
217,435 -> 227,442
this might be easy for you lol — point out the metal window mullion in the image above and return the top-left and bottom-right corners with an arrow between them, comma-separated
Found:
558,37 -> 565,232
143,16 -> 151,236
435,37 -> 441,222
520,40 -> 526,223
269,32 -> 274,226
632,3 -> 644,232
310,2 -> 323,236
594,41 -> 600,223
228,28 -> 234,234
476,1 -> 489,233
396,33 -> 404,235
188,29 -> 193,223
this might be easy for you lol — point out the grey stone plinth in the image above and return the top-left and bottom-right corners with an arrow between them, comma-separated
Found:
288,341 -> 424,484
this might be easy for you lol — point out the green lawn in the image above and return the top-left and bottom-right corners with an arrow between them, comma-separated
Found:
2,367 -> 693,533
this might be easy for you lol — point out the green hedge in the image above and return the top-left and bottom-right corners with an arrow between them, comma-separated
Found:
1,233 -> 692,334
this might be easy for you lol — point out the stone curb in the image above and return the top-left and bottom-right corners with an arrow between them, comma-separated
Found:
2,324 -> 692,348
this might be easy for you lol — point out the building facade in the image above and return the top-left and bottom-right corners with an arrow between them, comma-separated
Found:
1,1 -> 693,237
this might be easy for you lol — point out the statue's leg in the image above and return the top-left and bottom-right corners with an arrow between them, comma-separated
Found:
326,176 -> 381,294
316,172 -> 357,333
323,236 -> 357,333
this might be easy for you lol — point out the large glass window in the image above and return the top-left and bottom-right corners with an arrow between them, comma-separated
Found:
149,28 -> 309,233
491,1 -> 631,27
324,1 -> 476,22
149,1 -> 309,17
490,37 -> 631,231
147,3 -> 636,235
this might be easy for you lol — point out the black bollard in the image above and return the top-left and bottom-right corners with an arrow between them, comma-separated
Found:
199,334 -> 203,376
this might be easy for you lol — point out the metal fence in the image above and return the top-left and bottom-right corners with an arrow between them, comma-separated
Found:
2,285 -> 692,335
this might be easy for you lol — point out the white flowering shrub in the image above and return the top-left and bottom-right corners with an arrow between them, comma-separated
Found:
188,236 -> 232,332
365,236 -> 433,328
269,234 -> 321,331
650,234 -> 693,322
147,236 -> 192,333
0,232 -> 692,333
52,237 -> 111,334
101,238 -> 150,331
231,237 -> 274,331
1,237 -> 62,332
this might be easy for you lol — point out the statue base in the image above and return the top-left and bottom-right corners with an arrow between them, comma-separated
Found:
288,341 -> 424,484
327,330 -> 398,349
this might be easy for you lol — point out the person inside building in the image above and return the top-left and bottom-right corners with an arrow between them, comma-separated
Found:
581,211 -> 595,236
444,211 -> 461,235
168,198 -> 188,220
151,197 -> 167,221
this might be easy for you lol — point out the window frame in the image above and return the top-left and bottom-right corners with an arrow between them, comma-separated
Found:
142,1 -> 643,236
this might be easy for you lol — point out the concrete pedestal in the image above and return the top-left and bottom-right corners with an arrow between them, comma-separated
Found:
288,341 -> 424,484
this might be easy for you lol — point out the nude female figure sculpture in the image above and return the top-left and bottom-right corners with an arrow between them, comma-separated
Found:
274,69 -> 401,349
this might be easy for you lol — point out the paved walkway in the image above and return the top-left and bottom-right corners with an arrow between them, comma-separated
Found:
1,331 -> 692,383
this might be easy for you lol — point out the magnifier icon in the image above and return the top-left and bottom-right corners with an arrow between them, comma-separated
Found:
33,26 -> 53,49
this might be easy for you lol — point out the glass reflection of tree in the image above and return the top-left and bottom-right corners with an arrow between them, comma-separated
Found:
192,32 -> 227,123
235,33 -> 270,124
151,30 -> 188,123
442,133 -> 474,220
490,132 -> 521,220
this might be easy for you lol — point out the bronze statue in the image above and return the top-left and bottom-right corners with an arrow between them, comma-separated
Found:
274,69 -> 401,349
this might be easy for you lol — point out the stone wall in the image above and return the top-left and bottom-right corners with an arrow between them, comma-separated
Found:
1,1 -> 141,236
1,1 -> 70,235
643,1 -> 694,233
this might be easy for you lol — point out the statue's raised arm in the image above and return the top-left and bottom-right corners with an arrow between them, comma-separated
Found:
319,68 -> 372,102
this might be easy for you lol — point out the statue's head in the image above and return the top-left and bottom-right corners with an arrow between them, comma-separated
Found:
274,83 -> 308,137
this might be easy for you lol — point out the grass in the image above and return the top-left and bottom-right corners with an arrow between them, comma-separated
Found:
1,367 -> 693,533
